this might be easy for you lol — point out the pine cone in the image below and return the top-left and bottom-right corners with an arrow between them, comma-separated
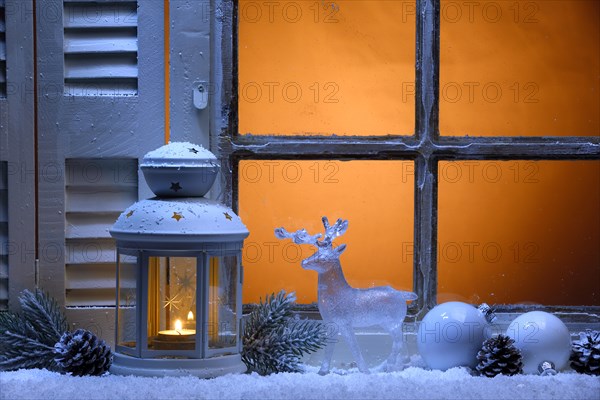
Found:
570,330 -> 600,376
476,334 -> 523,377
54,329 -> 113,376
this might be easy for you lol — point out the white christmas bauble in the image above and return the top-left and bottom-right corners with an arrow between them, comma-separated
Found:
417,302 -> 495,370
506,311 -> 571,374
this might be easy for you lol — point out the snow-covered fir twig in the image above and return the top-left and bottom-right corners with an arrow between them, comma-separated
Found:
0,289 -> 67,371
242,290 -> 328,375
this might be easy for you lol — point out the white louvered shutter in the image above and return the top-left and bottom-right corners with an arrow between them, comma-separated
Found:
0,0 -> 5,98
64,158 -> 137,306
0,1 -> 7,309
0,162 -> 7,309
63,1 -> 138,96
0,0 -> 36,311
37,0 -> 164,335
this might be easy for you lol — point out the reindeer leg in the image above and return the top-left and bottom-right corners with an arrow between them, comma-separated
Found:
339,325 -> 369,373
386,327 -> 405,371
318,339 -> 336,375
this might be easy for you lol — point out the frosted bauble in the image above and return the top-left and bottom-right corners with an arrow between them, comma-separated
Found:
417,302 -> 494,370
506,311 -> 571,374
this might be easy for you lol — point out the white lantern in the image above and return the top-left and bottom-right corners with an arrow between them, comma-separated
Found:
109,142 -> 249,377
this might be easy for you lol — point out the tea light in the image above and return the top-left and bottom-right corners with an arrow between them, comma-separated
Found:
158,319 -> 196,341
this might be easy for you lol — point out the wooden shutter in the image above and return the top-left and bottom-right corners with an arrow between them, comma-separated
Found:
0,0 -> 35,311
0,1 -> 7,309
0,162 -> 7,309
63,1 -> 138,96
65,158 -> 137,307
37,0 -> 163,334
0,0 -> 6,97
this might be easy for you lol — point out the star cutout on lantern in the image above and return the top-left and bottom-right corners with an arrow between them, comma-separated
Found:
163,294 -> 181,311
172,212 -> 184,221
170,182 -> 182,192
189,148 -> 199,154
126,210 -> 134,218
224,212 -> 232,221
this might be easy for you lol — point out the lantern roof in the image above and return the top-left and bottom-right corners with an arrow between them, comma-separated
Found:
110,197 -> 248,249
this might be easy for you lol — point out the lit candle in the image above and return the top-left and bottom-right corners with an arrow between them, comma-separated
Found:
187,311 -> 194,321
157,319 -> 196,340
175,319 -> 183,332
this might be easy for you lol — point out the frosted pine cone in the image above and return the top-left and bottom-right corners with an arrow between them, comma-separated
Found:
54,329 -> 112,376
570,330 -> 600,376
476,334 -> 523,377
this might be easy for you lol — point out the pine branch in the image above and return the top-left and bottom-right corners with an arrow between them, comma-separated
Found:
242,290 -> 328,375
20,289 -> 68,345
0,289 -> 68,372
243,291 -> 294,349
0,312 -> 59,371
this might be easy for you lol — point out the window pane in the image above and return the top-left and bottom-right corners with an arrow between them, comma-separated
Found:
239,160 -> 414,303
238,1 -> 415,136
438,161 -> 600,306
440,0 -> 599,136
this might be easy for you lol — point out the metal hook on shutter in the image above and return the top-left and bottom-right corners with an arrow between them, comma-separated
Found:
193,82 -> 208,110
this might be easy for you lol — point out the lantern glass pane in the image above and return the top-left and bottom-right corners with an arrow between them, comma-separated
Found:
147,257 -> 197,351
117,253 -> 137,351
208,256 -> 238,350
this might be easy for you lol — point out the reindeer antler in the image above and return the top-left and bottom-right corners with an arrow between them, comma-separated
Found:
275,217 -> 348,248
319,217 -> 349,248
274,227 -> 322,245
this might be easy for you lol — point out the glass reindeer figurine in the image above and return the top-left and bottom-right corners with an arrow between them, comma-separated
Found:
275,217 -> 417,374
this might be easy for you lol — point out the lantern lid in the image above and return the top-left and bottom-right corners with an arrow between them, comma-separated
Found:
139,142 -> 220,198
140,141 -> 216,167
110,197 -> 249,249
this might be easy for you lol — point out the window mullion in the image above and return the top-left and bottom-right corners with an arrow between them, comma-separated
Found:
435,136 -> 600,160
413,155 -> 438,317
415,0 -> 441,142
414,0 -> 441,316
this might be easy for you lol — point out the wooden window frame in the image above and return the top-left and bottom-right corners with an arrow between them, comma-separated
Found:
213,0 -> 600,317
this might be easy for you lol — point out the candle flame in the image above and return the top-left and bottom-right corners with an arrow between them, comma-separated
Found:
187,311 -> 194,321
174,319 -> 183,332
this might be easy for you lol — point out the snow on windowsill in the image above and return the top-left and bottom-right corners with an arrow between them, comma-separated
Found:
1,367 -> 599,400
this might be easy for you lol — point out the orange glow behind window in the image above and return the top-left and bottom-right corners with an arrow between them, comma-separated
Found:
441,0 -> 599,136
238,0 -> 415,135
239,161 -> 414,304
439,161 -> 600,306
238,1 -> 600,306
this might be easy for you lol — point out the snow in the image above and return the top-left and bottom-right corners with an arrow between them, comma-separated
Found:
142,142 -> 216,161
1,367 -> 599,400
110,198 -> 248,238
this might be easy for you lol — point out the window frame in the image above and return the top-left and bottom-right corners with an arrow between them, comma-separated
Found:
213,0 -> 600,318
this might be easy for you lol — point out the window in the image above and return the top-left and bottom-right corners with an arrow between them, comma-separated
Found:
214,0 -> 600,316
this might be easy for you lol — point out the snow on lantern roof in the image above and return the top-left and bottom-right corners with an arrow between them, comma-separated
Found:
110,197 -> 249,249
141,141 -> 216,168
